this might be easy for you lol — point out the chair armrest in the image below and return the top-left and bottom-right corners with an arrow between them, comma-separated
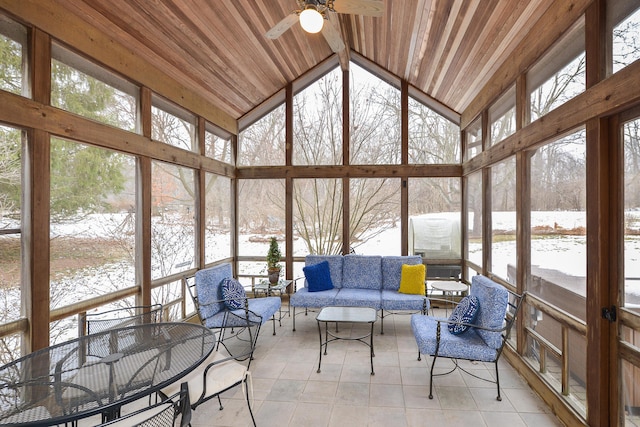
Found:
292,276 -> 305,292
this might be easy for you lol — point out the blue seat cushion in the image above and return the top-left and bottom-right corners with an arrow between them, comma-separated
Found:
303,261 -> 334,292
220,278 -> 246,310
290,288 -> 339,308
334,289 -> 381,310
447,295 -> 479,335
411,313 -> 498,362
470,275 -> 509,349
202,297 -> 281,328
381,290 -> 428,311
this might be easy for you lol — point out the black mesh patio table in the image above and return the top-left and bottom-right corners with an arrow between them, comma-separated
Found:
316,306 -> 377,375
0,322 -> 215,426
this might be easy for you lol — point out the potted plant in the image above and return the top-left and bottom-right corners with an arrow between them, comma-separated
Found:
266,237 -> 282,285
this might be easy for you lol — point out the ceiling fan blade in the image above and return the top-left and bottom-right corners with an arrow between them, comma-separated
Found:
265,13 -> 299,39
321,19 -> 346,52
331,0 -> 384,17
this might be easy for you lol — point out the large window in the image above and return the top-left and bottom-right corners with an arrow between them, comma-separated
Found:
466,170 -> 483,270
408,97 -> 460,164
527,128 -> 586,416
51,44 -> 138,132
0,14 -> 27,96
408,177 -> 461,277
491,157 -> 516,281
204,173 -> 231,264
237,179 -> 285,286
150,161 -> 195,280
238,105 -> 285,166
350,63 -> 401,165
293,178 -> 343,255
49,138 -> 134,343
293,67 -> 342,166
0,124 -> 23,362
528,19 -> 585,122
349,178 -> 401,255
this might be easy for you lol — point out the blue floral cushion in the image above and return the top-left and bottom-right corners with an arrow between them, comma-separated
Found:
448,295 -> 480,335
303,261 -> 334,292
220,278 -> 246,310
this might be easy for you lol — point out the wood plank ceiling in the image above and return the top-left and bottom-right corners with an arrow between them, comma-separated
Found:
52,0 -> 554,125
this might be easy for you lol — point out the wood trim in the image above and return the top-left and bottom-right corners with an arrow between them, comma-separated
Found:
0,0 -> 237,134
515,151 -> 530,353
461,0 -> 592,129
23,28 -> 51,353
196,117 -> 205,269
401,80 -> 409,256
23,129 -> 50,353
342,68 -> 350,254
285,84 -> 293,278
236,164 -> 462,179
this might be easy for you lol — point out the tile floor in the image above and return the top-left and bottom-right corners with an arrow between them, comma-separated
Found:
185,306 -> 565,427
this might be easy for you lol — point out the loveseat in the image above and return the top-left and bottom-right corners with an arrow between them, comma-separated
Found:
290,254 -> 430,333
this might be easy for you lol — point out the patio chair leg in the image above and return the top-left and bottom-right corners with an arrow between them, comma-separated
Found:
272,316 -> 276,335
428,355 -> 437,399
380,310 -> 384,335
217,395 -> 224,410
245,375 -> 257,427
293,307 -> 296,331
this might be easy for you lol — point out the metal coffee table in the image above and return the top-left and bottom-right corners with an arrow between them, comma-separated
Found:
316,306 -> 377,375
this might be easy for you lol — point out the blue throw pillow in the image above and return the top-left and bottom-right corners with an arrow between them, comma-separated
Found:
448,295 -> 480,335
220,278 -> 246,310
303,261 -> 334,292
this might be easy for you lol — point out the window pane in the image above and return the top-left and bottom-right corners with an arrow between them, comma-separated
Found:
623,117 -> 640,309
151,162 -> 195,279
408,177 -> 461,278
293,67 -> 342,165
350,64 -> 401,165
491,157 -> 516,282
349,178 -> 400,255
49,138 -> 134,343
489,86 -> 515,146
205,127 -> 232,164
293,178 -> 343,255
0,125 -> 22,328
152,101 -> 196,151
237,179 -> 285,257
238,105 -> 285,166
529,129 -> 586,319
612,6 -> 640,74
466,171 -> 483,268
205,173 -> 231,264
408,97 -> 460,164
51,48 -> 137,132
0,15 -> 26,96
465,117 -> 482,161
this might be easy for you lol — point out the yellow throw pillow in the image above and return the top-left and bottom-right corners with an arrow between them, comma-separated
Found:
398,264 -> 426,295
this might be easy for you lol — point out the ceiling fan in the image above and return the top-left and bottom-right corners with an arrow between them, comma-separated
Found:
265,0 -> 384,53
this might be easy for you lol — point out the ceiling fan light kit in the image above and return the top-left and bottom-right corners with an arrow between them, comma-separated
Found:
300,6 -> 324,33
265,0 -> 384,52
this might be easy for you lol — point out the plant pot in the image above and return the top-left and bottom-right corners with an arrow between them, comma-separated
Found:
268,267 -> 281,285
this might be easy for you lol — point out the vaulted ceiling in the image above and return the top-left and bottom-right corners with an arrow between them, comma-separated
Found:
50,0 -> 556,125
